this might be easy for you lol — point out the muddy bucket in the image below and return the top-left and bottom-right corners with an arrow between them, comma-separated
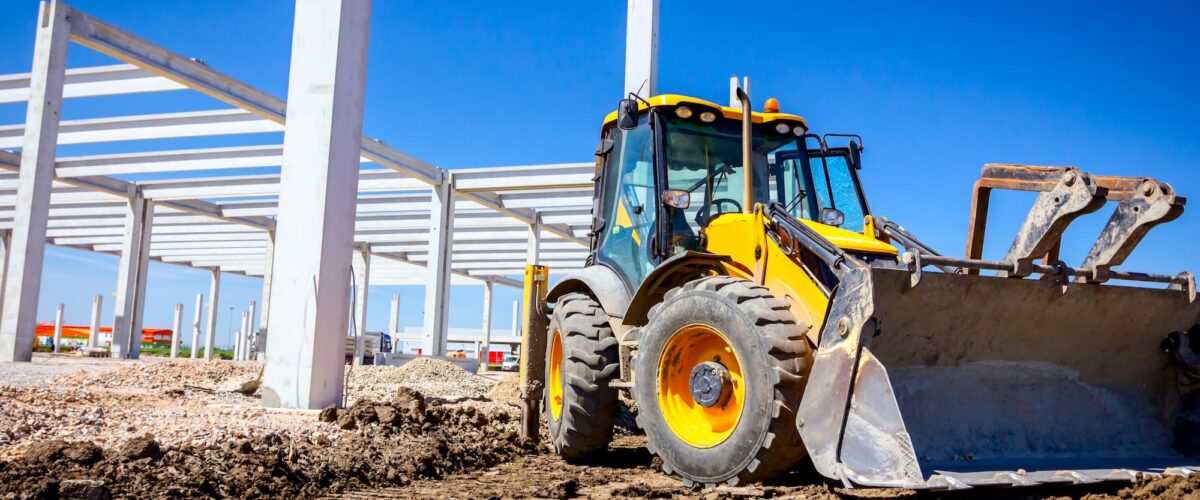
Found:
797,267 -> 1200,488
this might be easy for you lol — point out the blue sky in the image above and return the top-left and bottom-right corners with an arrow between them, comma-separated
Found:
0,1 -> 1197,349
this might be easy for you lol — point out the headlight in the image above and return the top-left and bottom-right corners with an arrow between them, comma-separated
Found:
774,123 -> 791,134
793,126 -> 805,137
699,111 -> 717,123
674,106 -> 693,119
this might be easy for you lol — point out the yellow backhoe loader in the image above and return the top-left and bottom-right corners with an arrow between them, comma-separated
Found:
517,87 -> 1200,489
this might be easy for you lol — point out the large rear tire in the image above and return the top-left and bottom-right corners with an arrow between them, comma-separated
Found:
634,276 -> 811,487
545,292 -> 620,459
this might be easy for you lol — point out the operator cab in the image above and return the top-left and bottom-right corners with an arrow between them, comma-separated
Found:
593,94 -> 872,289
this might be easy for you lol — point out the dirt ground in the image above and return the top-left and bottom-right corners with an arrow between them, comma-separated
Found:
1,355 -> 1197,499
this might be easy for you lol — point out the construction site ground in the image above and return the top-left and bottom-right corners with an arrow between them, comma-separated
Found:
0,354 -> 1196,499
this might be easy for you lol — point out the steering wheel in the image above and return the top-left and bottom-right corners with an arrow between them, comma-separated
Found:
697,198 -> 743,226
710,198 -> 742,215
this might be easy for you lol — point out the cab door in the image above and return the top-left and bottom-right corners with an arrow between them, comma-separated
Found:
593,116 -> 659,291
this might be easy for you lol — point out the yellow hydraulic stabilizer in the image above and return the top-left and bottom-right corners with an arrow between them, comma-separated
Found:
519,265 -> 550,443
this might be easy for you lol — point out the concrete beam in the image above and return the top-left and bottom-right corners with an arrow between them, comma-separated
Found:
0,109 -> 282,149
624,0 -> 659,98
0,1 -> 71,362
421,176 -> 455,357
262,0 -> 372,410
0,64 -> 184,104
110,196 -> 153,359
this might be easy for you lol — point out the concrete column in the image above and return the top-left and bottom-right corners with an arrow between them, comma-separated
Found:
0,1 -> 71,362
169,303 -> 183,358
256,231 -> 274,355
246,300 -> 257,360
624,0 -> 658,99
190,293 -> 203,359
88,294 -> 102,349
511,300 -> 519,337
232,310 -> 242,360
729,76 -> 750,109
480,281 -> 493,371
422,176 -> 455,357
261,0 -> 373,410
204,268 -> 220,360
239,309 -> 250,361
527,214 -> 541,265
352,247 -> 370,366
52,303 -> 63,353
111,196 -> 154,359
388,293 -> 400,353
0,231 -> 11,322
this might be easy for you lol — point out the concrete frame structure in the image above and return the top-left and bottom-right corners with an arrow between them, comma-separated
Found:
0,0 -> 665,408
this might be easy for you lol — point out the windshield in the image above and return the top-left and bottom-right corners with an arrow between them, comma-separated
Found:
662,115 -> 868,253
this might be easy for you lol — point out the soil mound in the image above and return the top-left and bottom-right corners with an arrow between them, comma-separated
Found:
0,395 -> 527,499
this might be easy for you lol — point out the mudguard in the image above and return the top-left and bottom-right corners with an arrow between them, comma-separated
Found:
546,264 -> 631,319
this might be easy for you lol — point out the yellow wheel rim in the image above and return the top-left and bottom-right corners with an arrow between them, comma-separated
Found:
657,324 -> 745,448
549,328 -> 564,421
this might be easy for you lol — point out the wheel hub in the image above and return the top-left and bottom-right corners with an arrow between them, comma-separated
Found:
689,361 -> 731,408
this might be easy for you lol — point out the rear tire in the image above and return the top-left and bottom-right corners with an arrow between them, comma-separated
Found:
545,292 -> 620,459
634,276 -> 811,487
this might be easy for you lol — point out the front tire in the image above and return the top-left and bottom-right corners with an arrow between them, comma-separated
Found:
545,292 -> 620,459
634,276 -> 811,487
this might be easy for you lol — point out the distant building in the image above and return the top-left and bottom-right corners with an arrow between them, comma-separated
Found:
33,323 -> 174,349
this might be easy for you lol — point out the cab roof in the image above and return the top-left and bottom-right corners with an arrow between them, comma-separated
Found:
602,94 -> 809,131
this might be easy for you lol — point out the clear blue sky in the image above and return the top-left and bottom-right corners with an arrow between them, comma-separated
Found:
0,1 -> 1197,349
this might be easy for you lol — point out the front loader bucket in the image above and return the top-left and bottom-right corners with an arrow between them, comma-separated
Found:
797,267 -> 1200,489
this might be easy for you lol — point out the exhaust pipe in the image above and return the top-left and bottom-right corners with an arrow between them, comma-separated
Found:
736,86 -> 753,213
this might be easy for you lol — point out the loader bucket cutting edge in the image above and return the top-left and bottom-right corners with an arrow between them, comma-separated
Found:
798,267 -> 1200,489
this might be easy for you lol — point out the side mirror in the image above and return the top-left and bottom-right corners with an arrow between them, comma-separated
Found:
819,207 -> 845,227
662,189 -> 690,209
617,98 -> 639,131
848,140 -> 863,170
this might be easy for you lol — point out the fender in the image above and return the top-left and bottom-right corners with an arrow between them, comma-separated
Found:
623,251 -> 731,326
546,264 -> 632,319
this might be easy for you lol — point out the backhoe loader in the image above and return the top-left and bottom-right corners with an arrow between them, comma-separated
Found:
518,87 -> 1200,489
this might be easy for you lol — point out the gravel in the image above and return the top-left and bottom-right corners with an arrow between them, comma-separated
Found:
346,358 -> 495,403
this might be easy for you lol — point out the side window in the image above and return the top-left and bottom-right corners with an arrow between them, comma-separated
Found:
806,154 -> 866,232
597,120 -> 657,288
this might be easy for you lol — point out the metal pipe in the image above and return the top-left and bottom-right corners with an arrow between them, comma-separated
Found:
736,86 -> 753,213
917,254 -> 1187,286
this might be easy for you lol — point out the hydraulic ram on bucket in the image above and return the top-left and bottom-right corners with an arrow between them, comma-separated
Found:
778,165 -> 1200,489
